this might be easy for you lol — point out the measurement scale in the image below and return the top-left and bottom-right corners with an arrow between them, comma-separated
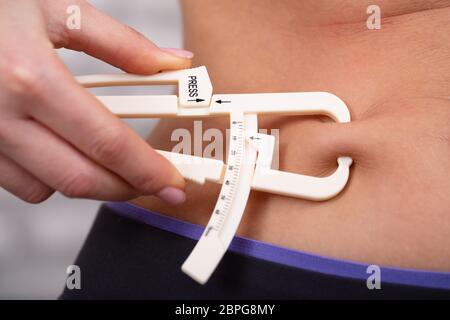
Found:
77,66 -> 353,284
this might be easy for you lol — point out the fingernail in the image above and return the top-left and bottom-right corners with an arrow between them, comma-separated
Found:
156,187 -> 186,205
162,48 -> 194,59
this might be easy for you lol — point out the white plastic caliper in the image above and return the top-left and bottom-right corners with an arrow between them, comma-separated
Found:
77,66 -> 353,284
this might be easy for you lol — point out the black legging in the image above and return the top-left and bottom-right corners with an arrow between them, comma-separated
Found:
60,205 -> 450,299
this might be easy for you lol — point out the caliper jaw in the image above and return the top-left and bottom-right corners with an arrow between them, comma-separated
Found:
248,133 -> 353,201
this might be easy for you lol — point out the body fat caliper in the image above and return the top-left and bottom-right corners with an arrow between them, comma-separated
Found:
77,66 -> 353,284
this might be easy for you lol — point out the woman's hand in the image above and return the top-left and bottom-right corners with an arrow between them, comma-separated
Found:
0,0 -> 192,204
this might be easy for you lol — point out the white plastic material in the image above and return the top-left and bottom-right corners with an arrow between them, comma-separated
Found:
77,66 -> 213,108
182,114 -> 258,284
252,157 -> 353,200
96,96 -> 179,117
156,150 -> 224,185
210,92 -> 350,123
76,66 -> 354,285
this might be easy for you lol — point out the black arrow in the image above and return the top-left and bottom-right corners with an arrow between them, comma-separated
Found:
215,99 -> 231,104
204,226 -> 213,236
188,98 -> 205,102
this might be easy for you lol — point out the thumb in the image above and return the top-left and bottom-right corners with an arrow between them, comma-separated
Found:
58,1 -> 193,74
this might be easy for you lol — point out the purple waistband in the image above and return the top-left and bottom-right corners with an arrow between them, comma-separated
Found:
105,201 -> 450,290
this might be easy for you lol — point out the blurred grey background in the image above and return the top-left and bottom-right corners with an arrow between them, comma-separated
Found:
0,0 -> 183,299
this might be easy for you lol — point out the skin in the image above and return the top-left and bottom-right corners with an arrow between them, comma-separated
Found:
133,0 -> 450,271
0,0 -> 192,204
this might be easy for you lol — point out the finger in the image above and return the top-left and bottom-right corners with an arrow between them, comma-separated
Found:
28,55 -> 185,200
0,118 -> 140,201
59,1 -> 192,74
0,152 -> 54,204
